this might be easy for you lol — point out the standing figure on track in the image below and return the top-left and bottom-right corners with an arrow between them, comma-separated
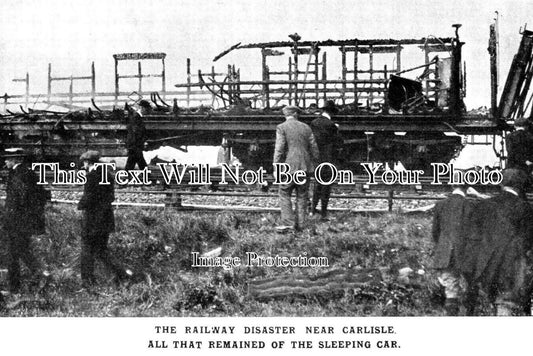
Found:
78,150 -> 131,288
506,116 -> 533,174
273,105 -> 319,232
431,182 -> 476,315
2,149 -> 49,293
125,100 -> 150,171
310,100 -> 342,221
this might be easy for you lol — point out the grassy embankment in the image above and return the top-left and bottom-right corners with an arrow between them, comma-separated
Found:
0,204 -> 490,316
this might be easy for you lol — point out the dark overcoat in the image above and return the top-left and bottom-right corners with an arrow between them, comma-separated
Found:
77,166 -> 115,236
310,115 -> 341,163
431,193 -> 474,270
468,191 -> 533,294
4,164 -> 47,235
506,129 -> 533,172
126,112 -> 147,150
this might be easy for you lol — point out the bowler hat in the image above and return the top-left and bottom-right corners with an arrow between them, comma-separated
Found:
80,150 -> 101,163
501,168 -> 529,190
1,148 -> 27,159
322,100 -> 338,114
282,105 -> 302,116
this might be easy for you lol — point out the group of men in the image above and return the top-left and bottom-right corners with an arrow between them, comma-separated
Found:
273,100 -> 342,232
1,147 -> 133,294
0,99 -> 153,294
432,118 -> 533,316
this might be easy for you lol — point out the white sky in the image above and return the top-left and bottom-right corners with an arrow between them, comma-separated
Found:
1,0 -> 533,109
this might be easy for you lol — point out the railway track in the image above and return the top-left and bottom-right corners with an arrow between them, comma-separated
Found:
0,173 -> 511,213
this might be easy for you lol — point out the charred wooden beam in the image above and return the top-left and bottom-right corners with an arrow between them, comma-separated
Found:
417,44 -> 453,52
212,42 -> 241,62
237,37 -> 454,50
175,79 -> 388,88
113,53 -> 167,61
342,45 -> 403,54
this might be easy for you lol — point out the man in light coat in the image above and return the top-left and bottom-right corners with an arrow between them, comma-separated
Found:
273,106 -> 319,231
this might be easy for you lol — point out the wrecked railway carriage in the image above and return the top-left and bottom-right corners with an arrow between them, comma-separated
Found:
1,24 -> 532,171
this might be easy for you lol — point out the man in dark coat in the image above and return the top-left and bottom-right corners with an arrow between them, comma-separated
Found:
469,168 -> 533,315
310,100 -> 342,220
125,100 -> 149,170
506,117 -> 533,173
431,183 -> 475,315
273,105 -> 319,231
3,149 -> 48,292
78,150 -> 130,288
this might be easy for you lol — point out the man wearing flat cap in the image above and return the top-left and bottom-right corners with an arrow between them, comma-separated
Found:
78,150 -> 130,288
310,100 -> 342,221
468,168 -> 533,315
2,149 -> 49,293
125,100 -> 149,170
506,117 -> 533,174
273,105 -> 319,231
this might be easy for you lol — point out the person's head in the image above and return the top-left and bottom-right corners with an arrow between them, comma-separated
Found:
322,100 -> 338,115
137,100 -> 152,115
514,117 -> 529,129
282,105 -> 302,119
4,156 -> 23,169
79,150 -> 101,170
2,148 -> 26,169
307,103 -> 320,115
501,168 -> 529,192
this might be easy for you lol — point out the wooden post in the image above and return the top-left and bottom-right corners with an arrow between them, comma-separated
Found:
424,43 -> 430,98
387,190 -> 394,212
165,192 -> 182,208
235,65 -> 240,101
186,58 -> 191,107
161,57 -> 166,94
69,76 -> 73,106
227,64 -> 233,105
211,65 -> 216,106
489,22 -> 498,118
383,65 -> 389,114
288,57 -> 292,105
314,47 -> 320,105
237,67 -> 241,104
91,62 -> 96,99
341,46 -> 347,105
114,57 -> 119,105
25,72 -> 29,109
222,136 -> 231,164
293,40 -> 299,106
369,45 -> 374,106
396,44 -> 402,72
322,52 -> 327,105
138,61 -> 142,94
353,41 -> 358,111
261,49 -> 270,109
47,63 -> 52,101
